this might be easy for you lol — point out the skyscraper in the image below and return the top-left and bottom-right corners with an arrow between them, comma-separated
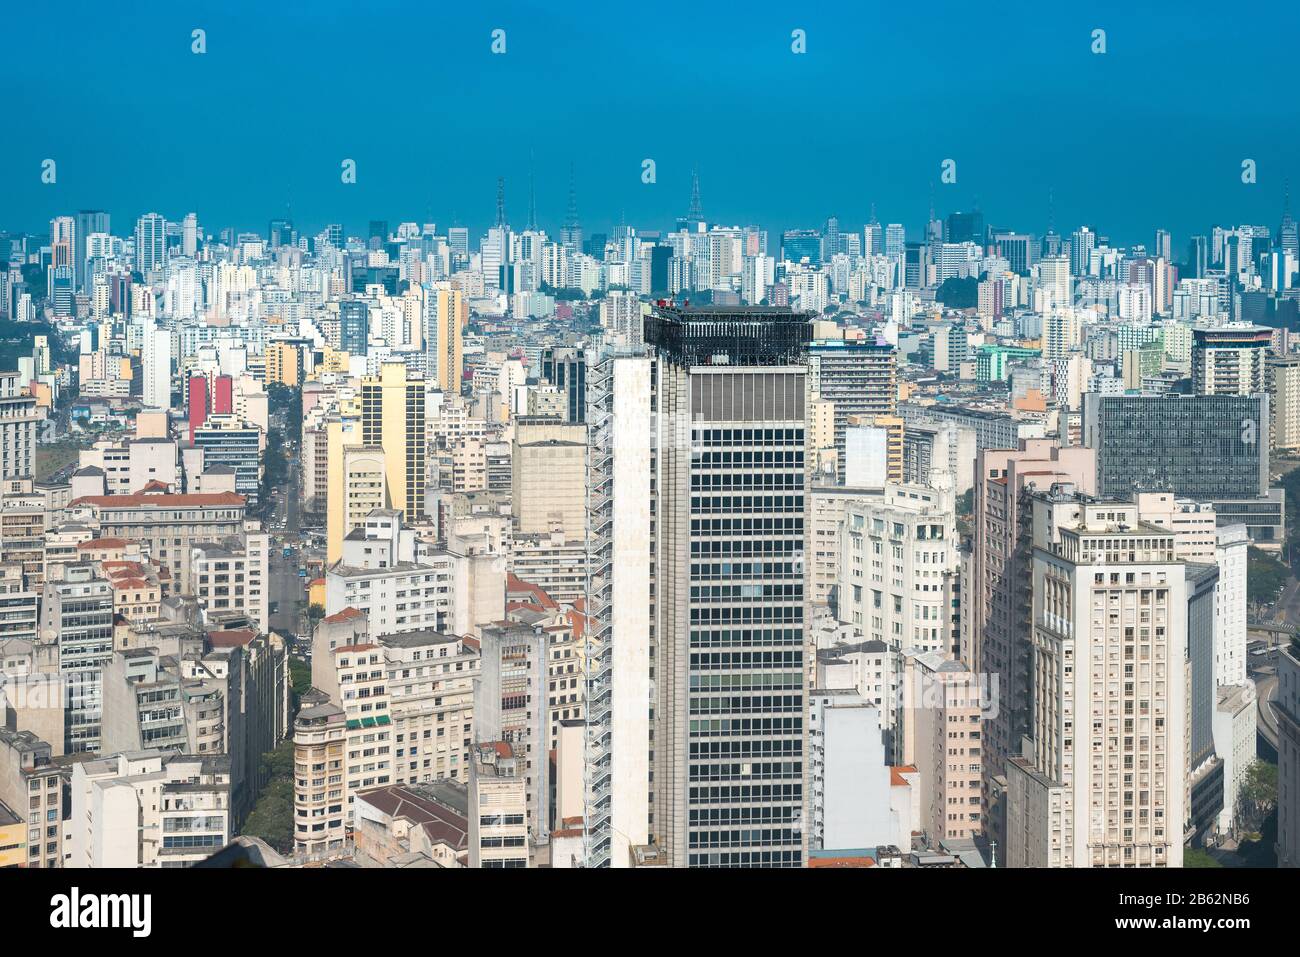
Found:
1006,489 -> 1186,868
807,339 -> 897,483
74,210 -> 109,291
134,212 -> 167,275
424,287 -> 465,393
644,305 -> 812,867
360,361 -> 427,522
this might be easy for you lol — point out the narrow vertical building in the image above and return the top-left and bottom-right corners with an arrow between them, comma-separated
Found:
646,305 -> 812,868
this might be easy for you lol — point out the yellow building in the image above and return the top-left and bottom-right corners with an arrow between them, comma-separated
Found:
266,341 -> 303,387
325,413 -> 362,564
0,801 -> 25,868
316,346 -> 350,378
361,361 -> 426,523
427,287 -> 466,393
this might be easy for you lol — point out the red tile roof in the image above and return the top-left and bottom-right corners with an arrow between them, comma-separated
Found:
71,491 -> 246,509
322,606 -> 365,624
208,629 -> 257,648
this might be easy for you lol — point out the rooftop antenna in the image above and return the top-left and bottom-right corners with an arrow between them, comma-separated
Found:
1047,186 -> 1056,235
496,176 -> 507,228
688,167 -> 704,222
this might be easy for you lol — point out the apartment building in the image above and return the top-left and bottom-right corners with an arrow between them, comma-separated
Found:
1006,489 -> 1186,868
837,483 -> 959,656
0,729 -> 65,868
468,741 -> 529,868
67,750 -> 232,867
292,700 -> 348,855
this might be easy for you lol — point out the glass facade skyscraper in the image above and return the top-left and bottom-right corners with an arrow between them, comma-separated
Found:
646,305 -> 811,867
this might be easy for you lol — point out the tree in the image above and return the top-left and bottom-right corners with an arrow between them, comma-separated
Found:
1236,760 -> 1278,835
239,740 -> 297,854
1183,847 -> 1222,868
1246,547 -> 1287,608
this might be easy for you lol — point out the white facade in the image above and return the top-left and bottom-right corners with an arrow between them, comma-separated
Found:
837,484 -> 958,655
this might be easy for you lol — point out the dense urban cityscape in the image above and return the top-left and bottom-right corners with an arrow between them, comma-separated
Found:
1,16 -> 1298,931
0,184 -> 1295,879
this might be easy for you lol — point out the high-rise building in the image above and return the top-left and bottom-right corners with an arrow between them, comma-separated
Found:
425,287 -> 465,393
142,325 -> 172,410
643,305 -> 812,867
1268,355 -> 1300,451
1006,489 -> 1186,868
134,212 -> 167,275
1083,393 -> 1270,506
0,372 -> 41,481
360,361 -> 427,523
1191,325 -> 1271,396
75,210 -> 110,290
339,299 -> 369,356
807,339 -> 897,483
581,350 -> 653,868
966,440 -> 1096,849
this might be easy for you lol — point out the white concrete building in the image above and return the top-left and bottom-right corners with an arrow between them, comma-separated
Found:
837,483 -> 959,655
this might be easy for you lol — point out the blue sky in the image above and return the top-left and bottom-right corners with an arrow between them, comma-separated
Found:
1,0 -> 1297,249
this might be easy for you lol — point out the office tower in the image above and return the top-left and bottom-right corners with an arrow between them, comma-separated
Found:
339,299 -> 369,356
945,209 -> 984,246
1187,235 -> 1209,278
268,218 -> 294,248
181,212 -> 198,256
1190,325 -> 1271,396
142,326 -> 172,410
425,287 -> 465,393
1083,393 -> 1269,504
360,361 -> 427,523
807,340 -> 897,483
884,223 -> 906,261
967,440 -> 1096,848
192,415 -> 263,506
368,220 -> 388,249
781,228 -> 821,265
1069,226 -> 1095,276
540,347 -> 586,425
135,212 -> 167,274
645,305 -> 811,868
74,210 -> 110,290
582,350 -> 653,867
50,215 -> 75,275
1006,489 -> 1186,868
1268,355 -> 1300,450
